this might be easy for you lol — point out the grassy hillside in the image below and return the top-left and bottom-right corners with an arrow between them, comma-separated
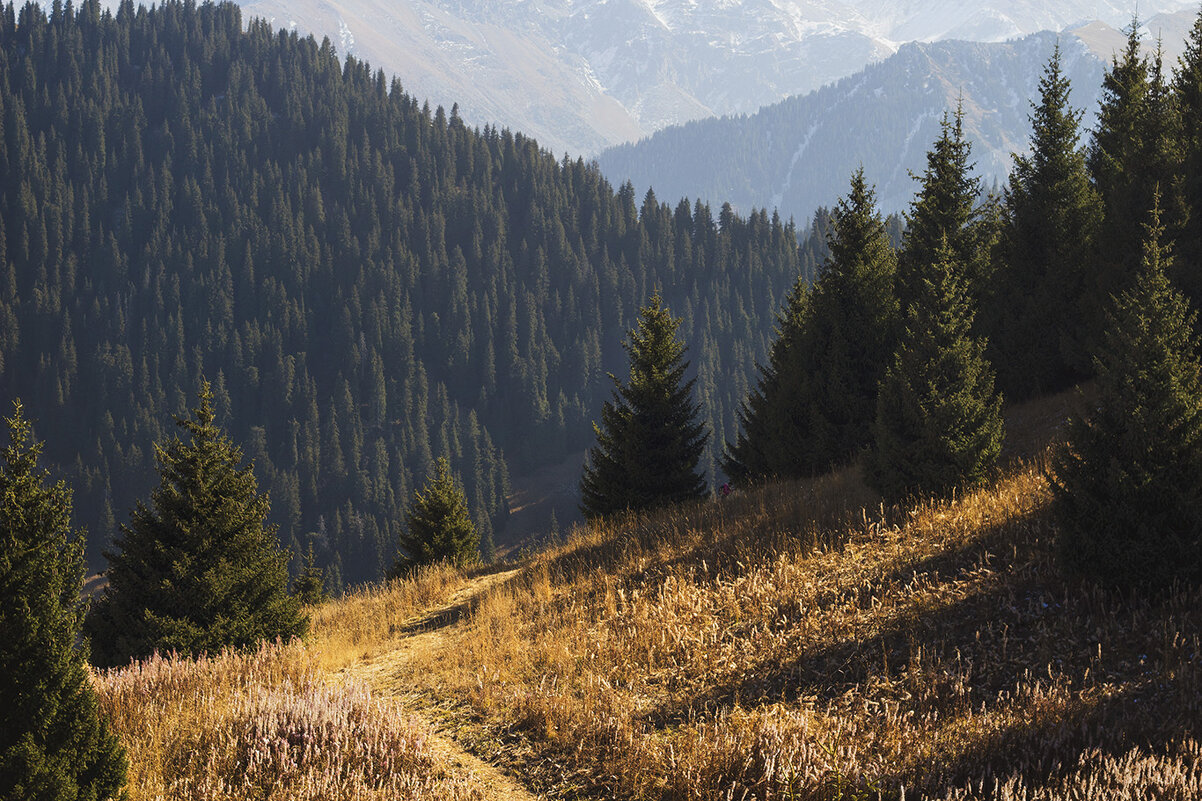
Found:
94,390 -> 1201,799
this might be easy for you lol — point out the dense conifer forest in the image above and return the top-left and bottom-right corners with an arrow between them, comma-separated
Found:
0,0 -> 822,586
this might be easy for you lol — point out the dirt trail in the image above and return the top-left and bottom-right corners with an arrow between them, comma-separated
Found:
340,568 -> 541,801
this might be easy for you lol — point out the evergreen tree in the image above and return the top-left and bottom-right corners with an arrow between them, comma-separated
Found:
1088,20 -> 1183,304
479,523 -> 497,564
581,294 -> 709,517
987,44 -> 1102,398
0,401 -> 126,800
896,104 -> 982,314
870,238 -> 1004,502
292,542 -> 328,606
394,457 -> 478,571
1144,43 -> 1186,254
87,382 -> 307,667
723,277 -> 813,483
1174,7 -> 1202,303
806,168 -> 899,465
1050,201 -> 1202,589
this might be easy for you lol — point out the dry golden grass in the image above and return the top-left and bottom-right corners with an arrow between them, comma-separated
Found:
93,638 -> 482,799
90,388 -> 1199,799
388,455 -> 1201,800
307,561 -> 469,669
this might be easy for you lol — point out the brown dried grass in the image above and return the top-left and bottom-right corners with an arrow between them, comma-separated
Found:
93,639 -> 481,800
89,389 -> 1199,799
307,560 -> 468,669
394,455 -> 1201,799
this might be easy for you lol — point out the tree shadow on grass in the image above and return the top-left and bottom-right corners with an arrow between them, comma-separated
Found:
895,673 -> 1198,796
637,519 -> 1200,796
537,467 -> 874,588
393,563 -> 526,637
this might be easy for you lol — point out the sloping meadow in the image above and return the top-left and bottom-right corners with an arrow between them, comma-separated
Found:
399,460 -> 1201,799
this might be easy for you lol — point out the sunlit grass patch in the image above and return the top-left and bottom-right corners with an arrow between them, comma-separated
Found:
94,643 -> 483,800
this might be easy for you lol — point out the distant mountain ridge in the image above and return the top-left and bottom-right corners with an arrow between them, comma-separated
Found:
91,0 -> 1191,158
596,11 -> 1196,223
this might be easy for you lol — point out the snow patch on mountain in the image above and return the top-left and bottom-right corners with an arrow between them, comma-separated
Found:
338,17 -> 355,55
770,120 -> 821,211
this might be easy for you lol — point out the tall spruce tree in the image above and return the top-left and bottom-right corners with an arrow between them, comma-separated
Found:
1051,201 -> 1202,589
987,44 -> 1102,399
393,457 -> 479,572
806,169 -> 900,466
1175,7 -> 1202,303
581,294 -> 709,517
896,105 -> 982,314
87,383 -> 307,667
723,277 -> 814,483
870,238 -> 1004,502
1088,20 -> 1183,304
1088,18 -> 1149,243
1144,43 -> 1186,252
1,401 -> 126,799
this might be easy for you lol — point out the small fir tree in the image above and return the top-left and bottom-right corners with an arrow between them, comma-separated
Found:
87,382 -> 307,667
394,458 -> 478,572
1,402 -> 127,799
987,44 -> 1102,399
293,543 -> 328,605
582,294 -> 709,517
1051,201 -> 1202,589
806,168 -> 900,466
723,277 -> 814,483
478,517 -> 497,564
870,238 -> 1004,502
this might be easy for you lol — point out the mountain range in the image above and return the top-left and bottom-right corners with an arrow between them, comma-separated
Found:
179,0 -> 1198,158
597,10 -> 1198,222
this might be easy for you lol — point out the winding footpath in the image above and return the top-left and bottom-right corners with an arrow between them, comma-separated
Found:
339,569 -> 541,801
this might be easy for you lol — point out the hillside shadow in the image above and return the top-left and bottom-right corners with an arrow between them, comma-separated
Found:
643,553 -> 1038,724
525,503 -> 860,639
638,525 -> 1198,795
534,460 -> 876,585
894,673 -> 1196,795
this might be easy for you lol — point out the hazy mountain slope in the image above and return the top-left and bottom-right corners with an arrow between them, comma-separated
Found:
234,0 -> 642,157
183,1 -> 1195,157
596,14 -> 1194,223
235,0 -> 894,155
848,0 -> 1196,42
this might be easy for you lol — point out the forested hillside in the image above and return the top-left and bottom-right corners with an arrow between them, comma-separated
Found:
0,0 -> 820,587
